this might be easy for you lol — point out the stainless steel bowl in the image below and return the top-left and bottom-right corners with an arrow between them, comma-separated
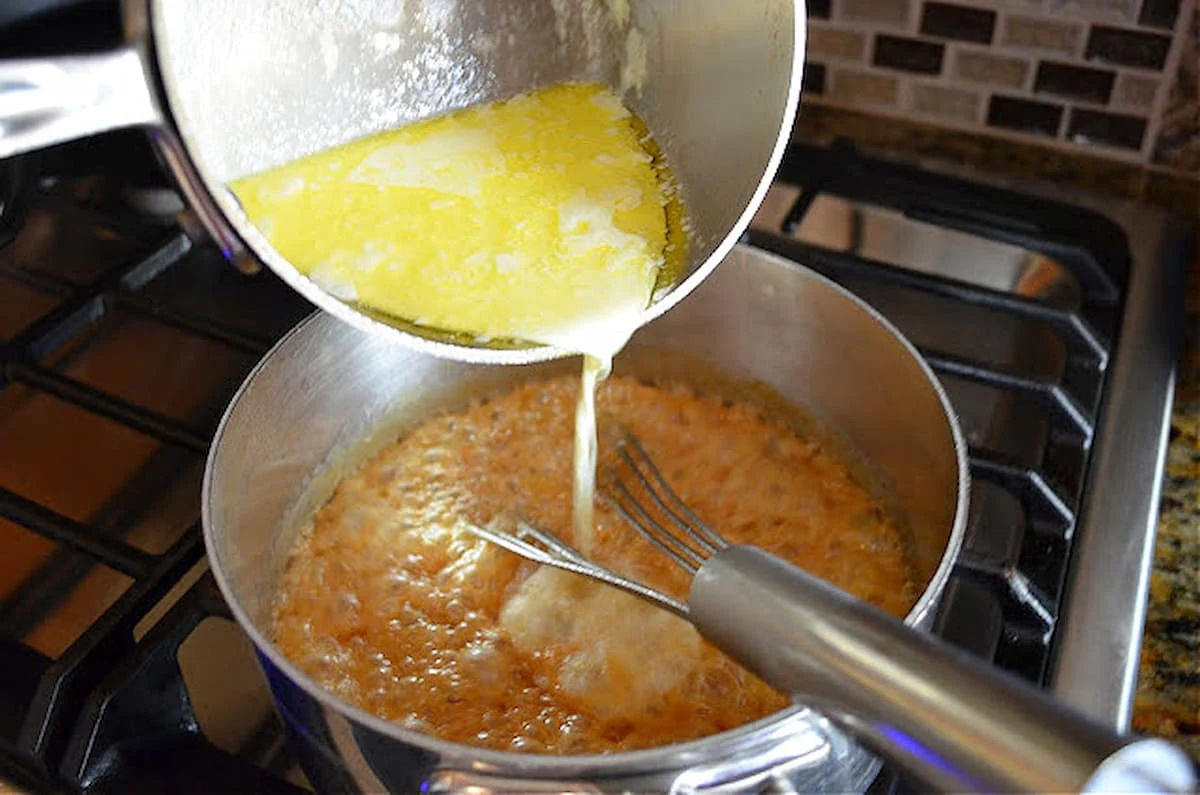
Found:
0,0 -> 805,364
203,244 -> 970,793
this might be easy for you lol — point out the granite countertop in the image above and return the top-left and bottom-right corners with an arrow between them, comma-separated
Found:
789,106 -> 1200,762
1131,249 -> 1200,762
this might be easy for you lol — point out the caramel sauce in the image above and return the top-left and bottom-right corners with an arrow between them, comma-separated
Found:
273,376 -> 915,753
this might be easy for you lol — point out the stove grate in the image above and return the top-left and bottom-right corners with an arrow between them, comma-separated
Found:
0,141 -> 310,792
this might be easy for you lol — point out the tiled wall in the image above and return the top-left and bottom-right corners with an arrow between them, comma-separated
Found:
801,0 -> 1198,170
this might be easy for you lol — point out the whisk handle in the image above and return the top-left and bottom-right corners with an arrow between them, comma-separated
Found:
689,546 -> 1196,794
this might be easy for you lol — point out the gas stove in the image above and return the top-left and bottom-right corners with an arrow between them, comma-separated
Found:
0,128 -> 1189,792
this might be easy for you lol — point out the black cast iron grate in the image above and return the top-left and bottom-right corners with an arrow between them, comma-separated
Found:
0,133 -> 312,793
0,134 -> 1127,793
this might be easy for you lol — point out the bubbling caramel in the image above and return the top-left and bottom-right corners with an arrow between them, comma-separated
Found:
273,375 -> 916,754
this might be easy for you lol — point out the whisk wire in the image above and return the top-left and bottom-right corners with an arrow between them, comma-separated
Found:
604,478 -> 704,573
603,432 -> 728,572
465,431 -> 734,622
463,519 -> 690,618
618,433 -> 727,552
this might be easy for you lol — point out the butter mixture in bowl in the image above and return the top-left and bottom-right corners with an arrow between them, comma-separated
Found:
230,82 -> 686,355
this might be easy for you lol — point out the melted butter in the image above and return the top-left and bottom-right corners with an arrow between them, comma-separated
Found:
573,354 -> 609,550
231,82 -> 686,554
229,82 -> 682,350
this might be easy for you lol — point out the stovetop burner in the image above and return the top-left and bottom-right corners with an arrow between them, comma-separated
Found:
0,132 -> 1188,793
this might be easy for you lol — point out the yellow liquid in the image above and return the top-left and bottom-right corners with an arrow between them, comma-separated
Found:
230,82 -> 687,552
572,354 -> 609,550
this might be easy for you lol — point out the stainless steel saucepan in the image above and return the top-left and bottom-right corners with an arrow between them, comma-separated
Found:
0,0 -> 804,364
205,244 -> 971,793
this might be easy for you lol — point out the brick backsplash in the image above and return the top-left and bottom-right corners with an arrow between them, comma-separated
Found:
801,0 -> 1198,170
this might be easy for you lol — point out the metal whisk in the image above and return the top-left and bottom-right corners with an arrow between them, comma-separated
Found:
469,432 -> 727,619
602,432 -> 728,573
466,432 -> 1193,795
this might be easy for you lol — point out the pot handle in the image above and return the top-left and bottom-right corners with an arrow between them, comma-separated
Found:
0,46 -> 161,160
690,546 -> 1198,794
